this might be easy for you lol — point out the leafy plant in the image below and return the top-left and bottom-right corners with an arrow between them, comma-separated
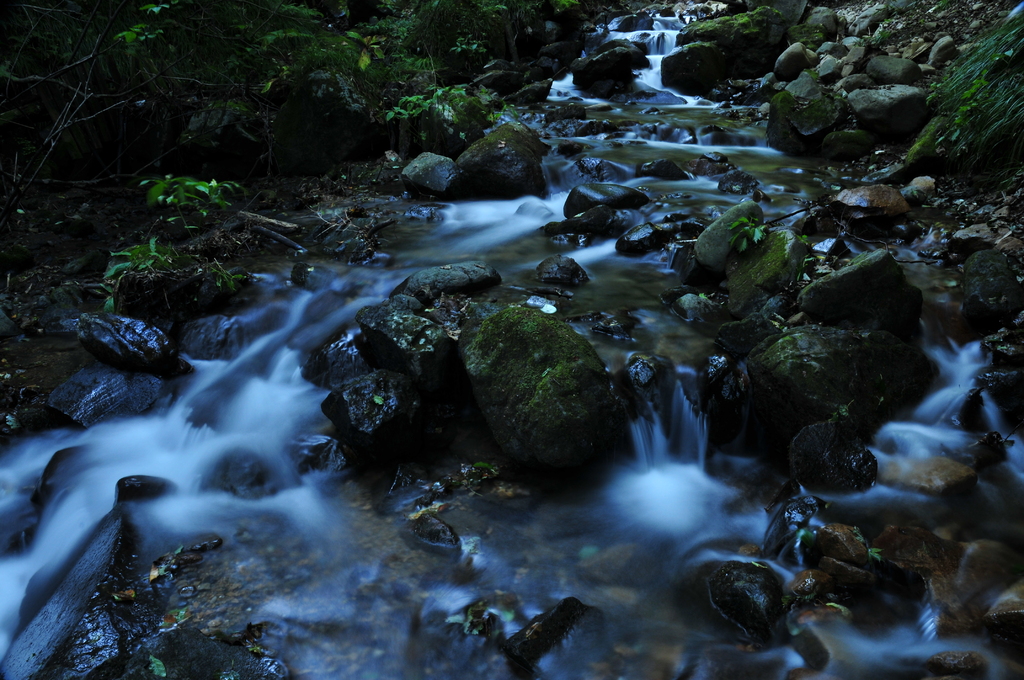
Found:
868,547 -> 883,563
344,31 -> 386,71
728,216 -> 766,253
105,238 -> 195,281
138,175 -> 244,231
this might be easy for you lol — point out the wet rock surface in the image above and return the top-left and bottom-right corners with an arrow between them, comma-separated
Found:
501,596 -> 603,673
47,363 -> 164,427
320,370 -> 422,464
356,296 -> 456,392
390,261 -> 501,304
78,312 -> 189,376
789,421 -> 877,492
707,560 -> 784,646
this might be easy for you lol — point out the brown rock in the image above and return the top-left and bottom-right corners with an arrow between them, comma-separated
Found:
878,456 -> 978,496
926,650 -> 988,677
818,556 -> 876,586
788,569 -> 835,598
817,524 -> 869,566
831,185 -> 911,219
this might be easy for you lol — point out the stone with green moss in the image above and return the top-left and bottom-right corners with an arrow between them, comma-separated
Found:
677,7 -> 788,78
460,307 -> 626,467
456,122 -> 548,199
747,326 -> 934,448
821,130 -> 876,161
905,115 -> 946,173
766,91 -> 806,154
421,92 -> 494,158
747,0 -> 809,27
786,23 -> 828,51
695,200 -> 764,274
726,230 -> 807,318
768,90 -> 847,154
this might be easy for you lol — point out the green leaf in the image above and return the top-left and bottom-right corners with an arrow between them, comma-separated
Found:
358,51 -> 371,70
472,462 -> 496,472
372,395 -> 384,405
149,655 -> 167,677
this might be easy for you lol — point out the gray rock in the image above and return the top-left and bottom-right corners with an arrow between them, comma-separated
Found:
785,70 -> 824,99
639,158 -> 688,179
661,42 -> 729,95
391,260 -> 502,304
718,169 -> 760,194
616,222 -> 673,253
695,201 -> 763,273
980,367 -> 1024,422
716,313 -> 783,357
0,310 -> 20,337
471,69 -> 524,95
726,230 -> 807,318
708,560 -> 784,646
356,296 -> 455,392
962,250 -> 1024,330
401,152 -> 462,198
456,122 -> 548,199
47,363 -> 163,427
837,73 -> 876,92
593,38 -> 649,69
677,6 -> 789,78
563,182 -> 649,217
506,79 -> 553,105
672,294 -> 731,323
848,85 -> 930,137
821,129 -> 875,160
790,421 -> 877,491
816,54 -> 842,83
543,205 -> 631,236
536,254 -> 589,284
746,0 -> 808,27
320,370 -> 422,464
115,627 -> 286,680
928,35 -> 959,67
797,249 -> 923,339
848,4 -> 890,37
775,42 -> 812,81
805,6 -> 840,35
865,55 -> 922,84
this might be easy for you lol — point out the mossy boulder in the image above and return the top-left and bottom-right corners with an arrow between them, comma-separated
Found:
726,230 -> 808,318
661,42 -> 728,96
747,0 -> 808,27
786,23 -> 828,51
961,250 -> 1024,331
695,200 -> 764,274
273,70 -> 382,175
797,249 -> 923,340
766,91 -> 806,154
460,307 -> 626,467
767,90 -> 848,154
456,122 -> 548,198
677,7 -> 789,78
421,93 -> 493,158
821,130 -> 876,161
905,116 -> 946,174
747,326 -> 935,447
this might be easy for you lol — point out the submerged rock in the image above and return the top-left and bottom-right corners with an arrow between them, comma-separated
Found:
47,363 -> 163,427
460,307 -> 626,467
501,597 -> 603,673
410,513 -> 460,548
878,456 -> 979,496
763,495 -> 826,559
390,261 -> 501,304
708,560 -> 784,646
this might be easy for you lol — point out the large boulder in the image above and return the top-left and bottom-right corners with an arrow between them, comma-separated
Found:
847,85 -> 930,137
401,152 -> 462,198
571,47 -> 635,89
390,261 -> 502,304
273,70 -> 381,174
47,363 -> 163,427
563,183 -> 649,217
320,370 -> 422,464
355,296 -> 456,392
865,55 -> 922,85
747,326 -> 935,446
961,250 -> 1024,331
78,313 -> 188,376
726,230 -> 808,318
821,129 -> 876,161
789,421 -> 877,491
677,7 -> 789,79
746,0 -> 808,27
456,122 -> 548,198
708,560 -> 784,646
767,90 -> 849,154
797,249 -> 923,339
661,42 -> 729,96
774,42 -> 812,81
460,307 -> 626,467
420,91 -> 492,158
848,3 -> 890,37
695,201 -> 764,274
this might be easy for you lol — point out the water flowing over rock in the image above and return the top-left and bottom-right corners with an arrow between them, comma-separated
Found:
789,421 -> 877,491
390,261 -> 502,304
961,250 -> 1024,331
562,182 -> 650,218
47,363 -> 163,427
747,326 -> 934,447
455,122 -> 548,199
707,560 -> 784,646
501,597 -> 603,673
797,250 -> 923,339
460,307 -> 626,467
78,313 -> 188,376
272,70 -> 381,174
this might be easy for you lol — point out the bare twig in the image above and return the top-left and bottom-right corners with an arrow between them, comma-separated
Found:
250,225 -> 305,251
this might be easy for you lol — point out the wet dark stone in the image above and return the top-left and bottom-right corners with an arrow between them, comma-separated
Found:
402,153 -> 462,199
471,69 -> 524,95
639,158 -> 689,179
571,47 -> 635,90
538,40 -> 584,67
356,296 -> 456,392
410,514 -> 460,548
569,157 -> 625,183
615,222 -> 672,253
715,313 -> 782,357
978,367 -> 1024,422
113,627 -> 287,680
78,313 -> 189,376
404,204 -> 445,221
321,370 -> 422,465
926,650 -> 988,677
670,242 -> 712,285
115,476 -> 175,503
763,495 -> 826,559
717,168 -> 760,194
390,260 -> 502,304
962,250 -> 1024,331
202,451 -> 282,499
982,329 -> 1024,365
702,354 -> 749,445
47,363 -> 163,427
625,353 -> 675,417
593,38 -> 649,69
501,596 -> 603,673
291,261 -> 338,290
544,103 -> 587,124
543,205 -> 631,236
708,560 -> 784,646
536,254 -> 589,284
302,329 -> 373,392
178,315 -> 248,360
2,506 -> 167,680
789,421 -> 877,492
684,157 -> 733,176
563,182 -> 650,218
33,446 -> 86,507
292,434 -> 349,473
818,555 -> 877,586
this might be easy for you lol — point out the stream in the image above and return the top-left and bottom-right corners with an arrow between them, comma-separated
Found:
2,12 -> 1022,680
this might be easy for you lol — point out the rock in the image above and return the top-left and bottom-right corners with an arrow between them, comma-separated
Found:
292,434 -> 348,473
818,524 -> 869,566
47,363 -> 163,427
563,182 -> 649,218
815,54 -> 842,83
544,205 -> 631,236
672,293 -> 731,323
821,129 -> 875,160
789,421 -> 877,491
661,42 -> 729,95
401,152 -> 462,199
767,90 -> 848,154
900,175 -> 936,205
506,79 -> 553,105
616,222 -> 673,253
410,514 -> 460,547
716,313 -> 783,357
676,6 -> 789,78
961,250 -> 1024,331
571,47 -> 635,89
718,169 -> 760,194
764,495 -> 826,558
865,55 -> 922,84
391,260 -> 502,304
929,35 -> 959,67
848,3 -> 890,37
818,556 -> 876,586
538,40 -> 584,67
302,330 -> 372,391
726,230 -> 807,318
980,367 -> 1024,422
639,158 -> 688,179
273,70 -> 381,174
0,310 -> 21,337
708,560 -> 784,646
593,38 -> 649,69
797,249 -> 923,339
460,307 -> 626,467
775,42 -> 812,81
926,651 -> 988,678
356,296 -> 455,392
179,102 -> 263,178
0,244 -> 34,273
836,73 -> 876,93
785,70 -> 824,100
746,0 -> 808,27
501,597 -> 603,673
905,116 -> 947,173
847,85 -> 930,137
202,451 -> 280,499
77,313 -> 187,376
420,90 -> 493,158
805,6 -> 840,35
114,627 -> 286,680
789,569 -> 835,598
695,200 -> 763,274
787,24 -> 827,51
536,254 -> 589,287
703,354 -> 750,445
831,185 -> 910,219
747,326 -> 934,446
879,456 -> 979,496
320,370 -> 422,464
986,579 -> 1024,647
456,122 -> 548,199
471,69 -> 524,95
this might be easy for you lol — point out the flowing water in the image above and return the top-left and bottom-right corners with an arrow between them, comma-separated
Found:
1,14 -> 1022,680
